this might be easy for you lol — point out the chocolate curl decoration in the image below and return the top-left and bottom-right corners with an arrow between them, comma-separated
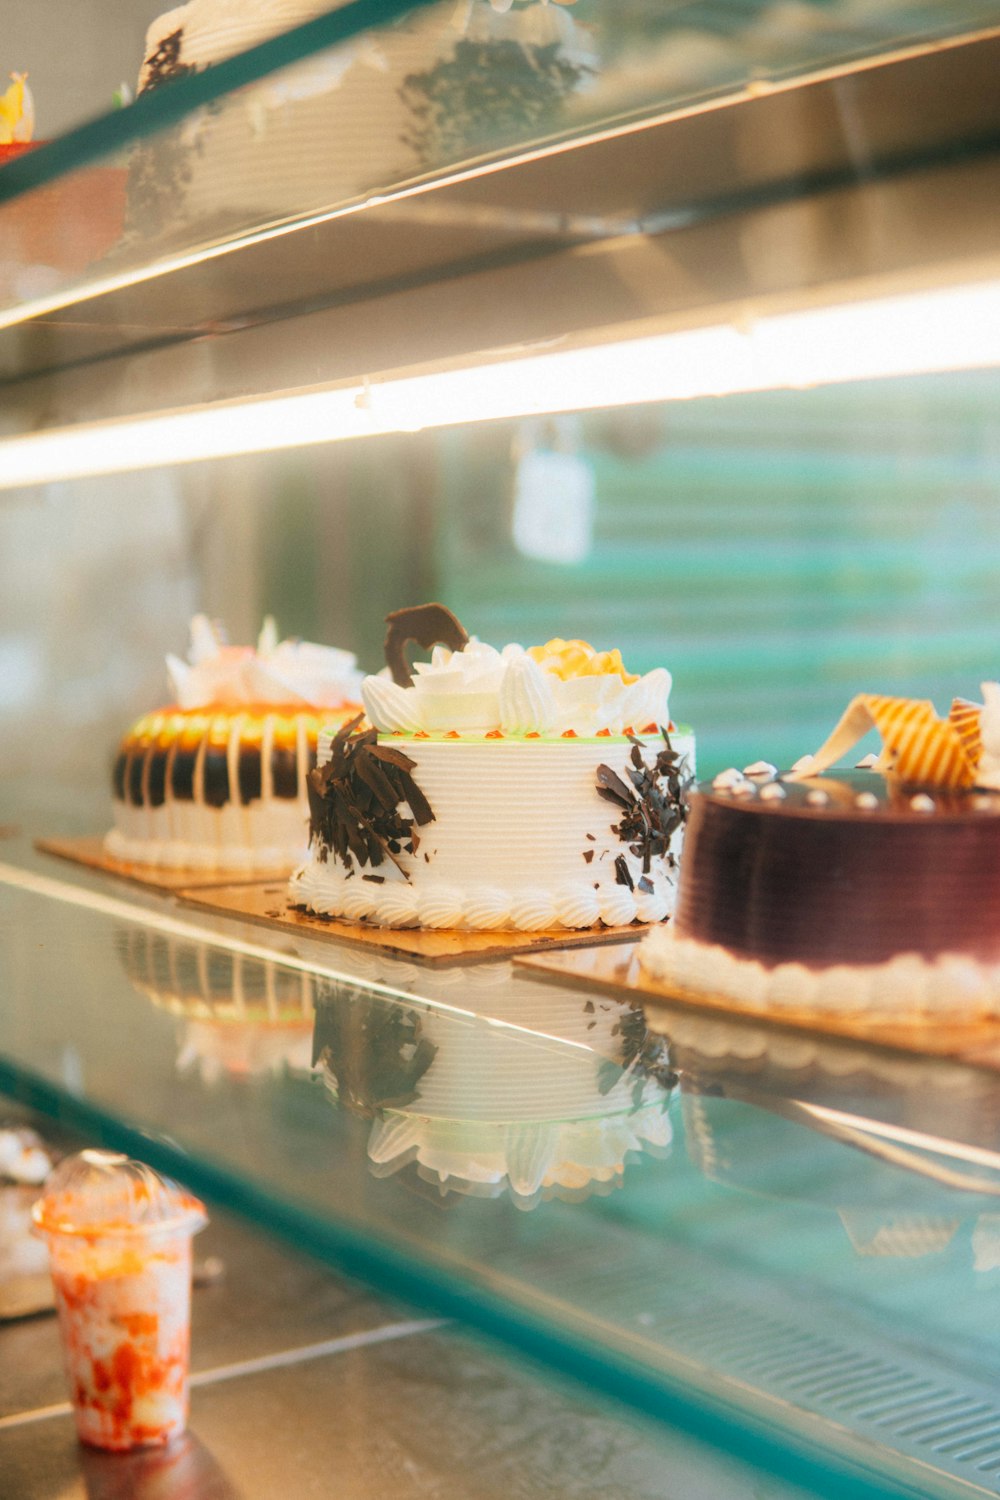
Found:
787,694 -> 980,789
307,716 -> 435,875
384,604 -> 469,687
598,730 -> 693,875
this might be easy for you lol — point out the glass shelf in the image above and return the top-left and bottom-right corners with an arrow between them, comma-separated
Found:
3,7 -> 1000,1491
2,835 -> 1000,1498
1,1 -> 999,429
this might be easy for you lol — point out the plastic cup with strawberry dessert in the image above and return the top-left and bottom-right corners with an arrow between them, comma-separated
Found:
32,1150 -> 206,1451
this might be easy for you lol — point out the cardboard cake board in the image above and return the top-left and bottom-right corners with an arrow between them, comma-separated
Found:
516,942 -> 1000,1072
34,837 -> 292,893
177,880 -> 644,968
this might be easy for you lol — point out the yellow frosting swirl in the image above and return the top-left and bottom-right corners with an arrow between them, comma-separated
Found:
527,638 -> 639,684
0,73 -> 33,145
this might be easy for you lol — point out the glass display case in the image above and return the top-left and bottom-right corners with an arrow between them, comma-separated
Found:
2,4 -> 1000,1496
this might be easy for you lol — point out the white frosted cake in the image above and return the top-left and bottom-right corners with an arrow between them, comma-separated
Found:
133,0 -> 591,236
291,604 -> 694,930
107,615 -> 363,872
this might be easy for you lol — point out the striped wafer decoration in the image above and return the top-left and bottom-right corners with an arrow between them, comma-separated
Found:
787,693 -> 980,789
949,697 -> 983,768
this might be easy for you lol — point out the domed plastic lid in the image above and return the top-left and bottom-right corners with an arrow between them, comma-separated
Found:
31,1150 -> 207,1239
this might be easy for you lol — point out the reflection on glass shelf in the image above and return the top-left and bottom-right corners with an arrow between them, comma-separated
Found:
4,854 -> 1000,1494
312,967 -> 675,1209
117,926 -> 316,1081
682,1090 -> 1000,1258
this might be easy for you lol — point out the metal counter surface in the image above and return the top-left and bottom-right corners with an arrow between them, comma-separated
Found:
1,1181 -> 819,1500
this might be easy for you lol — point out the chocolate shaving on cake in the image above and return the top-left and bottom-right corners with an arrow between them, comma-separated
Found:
614,855 -> 634,890
597,729 -> 694,877
307,715 -> 435,876
126,30 -> 198,242
596,765 -> 634,809
140,30 -> 196,92
383,603 -> 469,687
401,39 -> 589,166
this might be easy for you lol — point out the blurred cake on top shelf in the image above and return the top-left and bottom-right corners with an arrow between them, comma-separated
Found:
106,614 -> 363,872
129,0 -> 591,240
291,602 -> 695,931
640,688 -> 1000,1018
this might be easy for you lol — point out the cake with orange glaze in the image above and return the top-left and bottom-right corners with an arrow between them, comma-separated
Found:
290,605 -> 695,931
106,616 -> 363,872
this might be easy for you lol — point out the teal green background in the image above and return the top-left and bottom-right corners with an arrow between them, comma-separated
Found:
260,368 -> 1000,777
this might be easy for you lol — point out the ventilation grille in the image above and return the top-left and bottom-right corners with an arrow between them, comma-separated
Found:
648,1296 -> 1000,1487
500,1236 -> 1000,1497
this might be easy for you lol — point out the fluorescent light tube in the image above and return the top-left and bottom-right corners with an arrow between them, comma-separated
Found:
2,278 -> 999,490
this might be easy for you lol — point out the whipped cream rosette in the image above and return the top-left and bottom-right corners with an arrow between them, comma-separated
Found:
362,629 -> 672,739
641,684 -> 1000,1020
292,605 -> 695,931
106,616 -> 363,872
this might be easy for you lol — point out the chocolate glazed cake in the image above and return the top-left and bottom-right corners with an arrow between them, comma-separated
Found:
640,770 -> 1000,1018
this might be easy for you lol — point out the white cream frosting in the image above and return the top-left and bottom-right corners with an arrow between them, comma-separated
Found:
639,925 -> 1000,1019
140,0 -> 353,79
361,639 -> 672,737
368,1103 -> 672,1203
976,681 -> 1000,789
293,730 -> 695,931
142,0 -> 586,74
167,615 -> 362,710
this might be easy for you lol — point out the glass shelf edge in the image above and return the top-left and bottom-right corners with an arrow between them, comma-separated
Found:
0,0 -> 441,208
0,1052 -> 949,1500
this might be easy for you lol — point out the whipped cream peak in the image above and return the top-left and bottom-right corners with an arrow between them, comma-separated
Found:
499,653 -> 556,735
361,676 -> 424,735
167,614 -> 362,710
976,681 -> 1000,789
363,633 -> 671,736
